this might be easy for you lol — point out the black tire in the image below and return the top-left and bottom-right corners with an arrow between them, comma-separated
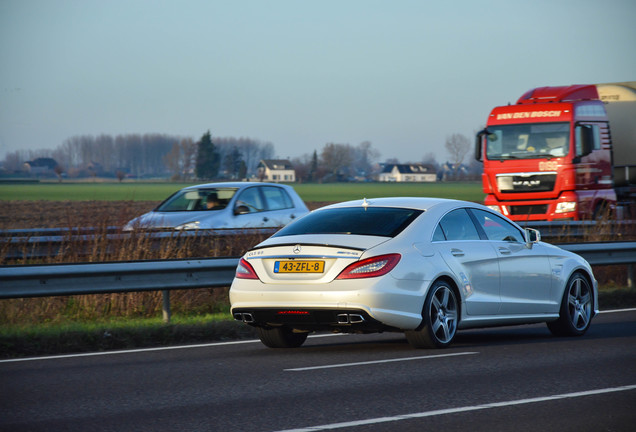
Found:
547,272 -> 593,337
593,202 -> 611,220
405,280 -> 459,349
256,326 -> 308,348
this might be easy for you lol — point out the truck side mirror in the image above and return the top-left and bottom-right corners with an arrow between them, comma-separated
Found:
475,128 -> 488,161
576,124 -> 594,158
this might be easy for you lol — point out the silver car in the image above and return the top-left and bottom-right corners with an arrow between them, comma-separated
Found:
125,182 -> 309,230
230,197 -> 598,349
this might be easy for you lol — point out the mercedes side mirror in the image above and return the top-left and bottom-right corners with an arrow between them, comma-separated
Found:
524,228 -> 541,248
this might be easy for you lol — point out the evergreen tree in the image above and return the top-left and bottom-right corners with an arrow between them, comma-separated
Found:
195,131 -> 220,179
223,146 -> 244,179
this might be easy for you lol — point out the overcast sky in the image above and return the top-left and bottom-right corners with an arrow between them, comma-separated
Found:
1,0 -> 635,163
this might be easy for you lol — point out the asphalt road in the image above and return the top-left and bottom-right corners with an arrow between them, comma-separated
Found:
1,309 -> 635,432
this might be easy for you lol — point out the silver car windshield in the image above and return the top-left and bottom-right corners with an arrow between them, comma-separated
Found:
155,188 -> 238,212
273,207 -> 423,238
486,122 -> 570,160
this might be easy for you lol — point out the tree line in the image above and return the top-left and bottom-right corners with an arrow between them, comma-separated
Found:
1,130 -> 479,181
2,132 -> 275,180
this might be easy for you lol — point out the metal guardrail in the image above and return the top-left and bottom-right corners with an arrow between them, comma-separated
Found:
1,242 -> 635,299
0,227 -> 278,260
0,257 -> 241,322
518,220 -> 635,238
2,220 -> 634,262
0,257 -> 240,299
558,242 -> 636,266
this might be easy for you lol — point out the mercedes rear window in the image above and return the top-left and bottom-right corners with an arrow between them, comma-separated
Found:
273,207 -> 423,238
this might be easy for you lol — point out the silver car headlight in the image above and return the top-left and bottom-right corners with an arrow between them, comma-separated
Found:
175,221 -> 201,230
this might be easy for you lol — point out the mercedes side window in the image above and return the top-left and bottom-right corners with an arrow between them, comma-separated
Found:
470,209 -> 524,242
432,224 -> 446,241
437,209 -> 480,241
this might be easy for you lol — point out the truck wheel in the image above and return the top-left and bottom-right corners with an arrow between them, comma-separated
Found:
593,203 -> 610,220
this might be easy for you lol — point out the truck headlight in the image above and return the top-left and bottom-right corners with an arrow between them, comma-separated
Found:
487,205 -> 502,214
555,202 -> 576,213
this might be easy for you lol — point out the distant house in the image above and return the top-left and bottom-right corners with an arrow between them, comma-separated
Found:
23,157 -> 59,176
256,159 -> 296,182
378,163 -> 437,182
437,162 -> 471,181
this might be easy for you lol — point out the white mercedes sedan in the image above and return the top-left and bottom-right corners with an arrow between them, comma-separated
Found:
229,197 -> 598,349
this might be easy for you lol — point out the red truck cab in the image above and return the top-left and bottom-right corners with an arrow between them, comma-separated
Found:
476,84 -> 616,221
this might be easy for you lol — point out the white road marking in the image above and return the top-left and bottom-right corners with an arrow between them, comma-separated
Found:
1,307 -> 634,364
284,351 -> 478,371
0,333 -> 344,364
273,384 -> 636,432
599,308 -> 636,314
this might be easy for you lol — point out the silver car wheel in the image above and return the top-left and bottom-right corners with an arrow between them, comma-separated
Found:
567,275 -> 592,332
547,272 -> 593,337
406,280 -> 458,349
429,284 -> 458,344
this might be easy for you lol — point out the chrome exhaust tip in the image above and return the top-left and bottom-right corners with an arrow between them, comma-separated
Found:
337,313 -> 349,324
349,314 -> 365,324
336,313 -> 365,324
234,312 -> 255,323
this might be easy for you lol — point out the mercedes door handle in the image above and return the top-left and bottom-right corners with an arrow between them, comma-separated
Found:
450,248 -> 464,257
498,247 -> 511,255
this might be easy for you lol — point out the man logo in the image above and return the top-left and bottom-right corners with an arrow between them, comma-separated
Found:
293,245 -> 301,254
513,180 -> 540,187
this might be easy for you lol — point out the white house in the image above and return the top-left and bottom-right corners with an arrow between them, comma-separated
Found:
256,159 -> 296,182
378,163 -> 437,182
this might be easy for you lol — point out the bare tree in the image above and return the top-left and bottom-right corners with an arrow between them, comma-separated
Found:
353,141 -> 380,178
163,143 -> 183,180
180,138 -> 196,180
3,151 -> 25,172
445,133 -> 470,170
422,151 -> 438,167
54,164 -> 65,182
321,143 -> 354,181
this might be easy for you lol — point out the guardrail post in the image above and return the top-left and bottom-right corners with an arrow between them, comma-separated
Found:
628,264 -> 634,289
162,290 -> 171,323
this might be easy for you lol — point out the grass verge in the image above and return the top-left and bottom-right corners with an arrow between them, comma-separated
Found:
1,288 -> 634,360
0,313 -> 256,359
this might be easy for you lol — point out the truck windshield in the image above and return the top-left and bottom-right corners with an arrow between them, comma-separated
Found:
486,123 -> 570,160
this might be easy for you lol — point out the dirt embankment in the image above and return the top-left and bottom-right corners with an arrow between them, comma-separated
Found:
0,201 -> 332,229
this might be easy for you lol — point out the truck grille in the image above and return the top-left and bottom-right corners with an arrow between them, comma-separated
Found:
497,173 -> 556,193
509,205 -> 548,215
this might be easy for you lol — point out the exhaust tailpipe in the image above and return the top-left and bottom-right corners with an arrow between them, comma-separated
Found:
233,312 -> 255,323
336,313 -> 365,324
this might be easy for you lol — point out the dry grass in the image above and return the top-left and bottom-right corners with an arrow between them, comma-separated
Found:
0,200 -> 275,324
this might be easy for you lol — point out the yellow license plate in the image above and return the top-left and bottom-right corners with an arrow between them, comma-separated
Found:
275,260 -> 325,273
